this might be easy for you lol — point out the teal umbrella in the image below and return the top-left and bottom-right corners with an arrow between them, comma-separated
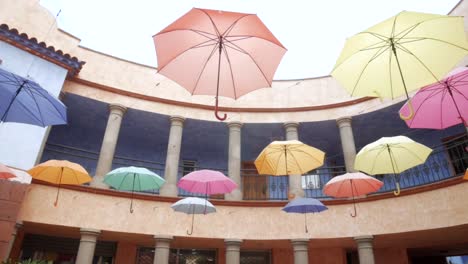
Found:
104,166 -> 165,213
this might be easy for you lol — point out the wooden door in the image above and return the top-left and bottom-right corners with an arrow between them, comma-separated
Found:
242,161 -> 269,200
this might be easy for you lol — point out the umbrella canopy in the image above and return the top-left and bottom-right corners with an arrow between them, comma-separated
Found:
254,140 -> 325,176
323,172 -> 383,217
28,160 -> 91,206
331,11 -> 468,119
0,163 -> 16,180
399,67 -> 468,129
171,197 -> 216,235
354,136 -> 432,195
0,67 -> 67,127
177,169 -> 237,195
282,197 -> 328,233
104,166 -> 165,213
464,169 -> 468,180
153,8 -> 286,120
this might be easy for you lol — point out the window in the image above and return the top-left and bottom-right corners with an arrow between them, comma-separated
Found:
443,135 -> 468,175
302,173 -> 320,189
182,160 -> 197,175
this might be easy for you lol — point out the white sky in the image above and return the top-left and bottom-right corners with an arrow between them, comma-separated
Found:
40,0 -> 460,80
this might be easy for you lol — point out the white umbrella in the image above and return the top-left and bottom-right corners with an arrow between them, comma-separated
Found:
8,168 -> 32,184
171,197 -> 216,235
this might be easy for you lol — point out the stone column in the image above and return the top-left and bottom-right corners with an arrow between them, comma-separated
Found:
283,122 -> 304,199
75,228 -> 101,264
226,122 -> 243,201
225,239 -> 242,264
153,235 -> 173,264
91,104 -> 127,188
291,239 -> 309,264
4,222 -> 22,261
354,235 -> 375,264
160,116 -> 185,197
337,117 -> 357,172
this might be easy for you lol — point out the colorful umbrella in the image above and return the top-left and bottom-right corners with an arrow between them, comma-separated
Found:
171,197 -> 216,235
323,172 -> 383,217
254,140 -> 325,176
0,163 -> 16,180
331,11 -> 468,120
177,169 -> 237,195
282,197 -> 328,233
463,169 -> 468,181
153,8 -> 286,121
399,67 -> 468,129
28,160 -> 92,206
354,136 -> 432,195
0,67 -> 67,126
104,166 -> 166,213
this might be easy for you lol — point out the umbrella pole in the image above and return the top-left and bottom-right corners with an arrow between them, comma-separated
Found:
387,145 -> 401,196
391,42 -> 414,120
130,173 -> 136,213
214,39 -> 227,121
304,213 -> 308,233
54,167 -> 64,207
0,81 -> 26,122
350,180 -> 357,217
446,83 -> 468,128
187,205 -> 195,235
284,146 -> 289,175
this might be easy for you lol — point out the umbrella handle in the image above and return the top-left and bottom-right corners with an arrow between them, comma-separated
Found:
304,213 -> 308,233
350,181 -> 357,217
399,99 -> 415,120
393,182 -> 401,196
214,98 -> 227,121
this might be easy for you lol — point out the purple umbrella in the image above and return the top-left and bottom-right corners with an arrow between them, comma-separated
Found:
0,67 -> 67,127
282,197 -> 328,233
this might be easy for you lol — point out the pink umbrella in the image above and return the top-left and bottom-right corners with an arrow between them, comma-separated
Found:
177,169 -> 237,195
399,67 -> 468,129
153,8 -> 286,121
0,163 -> 16,179
323,172 -> 383,217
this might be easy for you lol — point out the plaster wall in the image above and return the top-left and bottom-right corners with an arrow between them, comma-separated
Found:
0,41 -> 67,169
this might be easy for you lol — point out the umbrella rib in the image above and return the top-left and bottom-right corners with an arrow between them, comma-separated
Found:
117,172 -> 131,190
399,37 -> 468,52
224,35 -> 287,50
388,42 -> 394,99
155,29 -> 217,39
2,83 -> 43,124
357,31 -> 389,42
221,14 -> 252,37
394,16 -> 463,39
440,89 -> 448,128
290,148 -> 323,165
408,88 -> 445,127
368,146 -> 387,174
286,149 -> 305,174
221,42 -> 238,99
394,43 -> 440,82
190,42 -> 221,96
391,145 -> 427,163
197,9 -> 222,37
23,85 -> 46,126
28,86 -> 67,123
451,86 -> 468,102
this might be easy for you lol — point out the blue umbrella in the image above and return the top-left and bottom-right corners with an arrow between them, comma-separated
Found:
0,67 -> 67,127
282,197 -> 328,233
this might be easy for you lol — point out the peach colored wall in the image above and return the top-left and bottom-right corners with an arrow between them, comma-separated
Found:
5,0 -> 464,122
375,248 -> 409,264
0,181 -> 28,261
114,242 -> 137,264
310,248 -> 346,264
16,181 -> 468,240
272,248 -> 294,264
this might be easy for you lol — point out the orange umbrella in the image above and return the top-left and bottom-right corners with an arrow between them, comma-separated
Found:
153,8 -> 286,120
28,160 -> 92,206
0,163 -> 16,179
464,169 -> 468,180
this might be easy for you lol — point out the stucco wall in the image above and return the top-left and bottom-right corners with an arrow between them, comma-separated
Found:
17,181 -> 468,241
0,41 -> 68,169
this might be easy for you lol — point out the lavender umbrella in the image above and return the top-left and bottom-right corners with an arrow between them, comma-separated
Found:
0,67 -> 67,127
282,197 -> 328,233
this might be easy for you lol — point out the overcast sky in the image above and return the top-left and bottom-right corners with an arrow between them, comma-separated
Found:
40,0 -> 460,79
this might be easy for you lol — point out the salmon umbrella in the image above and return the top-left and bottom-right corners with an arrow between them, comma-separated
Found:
0,163 -> 16,179
331,11 -> 468,120
28,160 -> 92,206
323,172 -> 383,217
153,8 -> 286,121
399,67 -> 468,129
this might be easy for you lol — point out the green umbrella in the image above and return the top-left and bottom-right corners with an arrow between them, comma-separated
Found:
104,166 -> 165,213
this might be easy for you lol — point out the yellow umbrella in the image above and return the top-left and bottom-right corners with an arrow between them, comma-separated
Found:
354,136 -> 432,195
463,169 -> 468,180
254,140 -> 325,176
331,11 -> 468,119
28,160 -> 92,206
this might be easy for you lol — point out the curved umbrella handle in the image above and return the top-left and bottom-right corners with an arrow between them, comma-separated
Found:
350,200 -> 357,218
399,99 -> 415,120
393,182 -> 401,196
214,97 -> 227,121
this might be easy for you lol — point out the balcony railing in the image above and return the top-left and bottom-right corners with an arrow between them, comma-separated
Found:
41,134 -> 467,201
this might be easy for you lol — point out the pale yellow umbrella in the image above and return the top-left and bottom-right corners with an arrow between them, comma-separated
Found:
331,11 -> 468,119
254,140 -> 325,176
354,136 -> 432,195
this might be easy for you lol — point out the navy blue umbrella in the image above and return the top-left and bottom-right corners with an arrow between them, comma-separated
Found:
0,67 -> 67,127
282,197 -> 328,233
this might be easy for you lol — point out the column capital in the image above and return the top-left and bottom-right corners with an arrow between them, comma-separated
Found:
154,235 -> 174,243
283,122 -> 300,130
354,235 -> 374,247
336,116 -> 352,127
109,104 -> 127,116
291,238 -> 309,246
227,121 -> 243,129
224,238 -> 243,247
80,228 -> 101,237
170,115 -> 185,125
